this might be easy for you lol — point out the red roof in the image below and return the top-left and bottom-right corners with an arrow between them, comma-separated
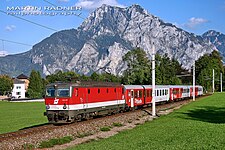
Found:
16,74 -> 29,79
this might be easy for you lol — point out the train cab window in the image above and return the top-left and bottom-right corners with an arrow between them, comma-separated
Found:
88,89 -> 90,94
98,89 -> 100,94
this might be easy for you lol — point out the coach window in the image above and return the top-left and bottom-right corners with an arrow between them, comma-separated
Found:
88,89 -> 90,94
140,91 -> 142,98
122,88 -> 124,94
134,91 -> 138,98
147,90 -> 150,97
162,90 -> 164,96
107,88 -> 109,93
98,89 -> 100,94
114,88 -> 116,93
173,90 -> 176,94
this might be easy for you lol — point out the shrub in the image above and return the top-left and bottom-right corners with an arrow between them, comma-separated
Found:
39,136 -> 73,148
112,122 -> 123,127
100,126 -> 111,132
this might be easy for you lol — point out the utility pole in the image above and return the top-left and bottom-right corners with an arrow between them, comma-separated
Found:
152,43 -> 156,117
213,69 -> 215,93
221,72 -> 223,92
193,61 -> 195,101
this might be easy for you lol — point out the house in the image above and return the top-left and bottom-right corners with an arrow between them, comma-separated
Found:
11,79 -> 26,98
11,74 -> 29,99
16,74 -> 29,91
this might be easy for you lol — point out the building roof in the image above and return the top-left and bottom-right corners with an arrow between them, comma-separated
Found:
14,79 -> 25,84
17,74 -> 29,79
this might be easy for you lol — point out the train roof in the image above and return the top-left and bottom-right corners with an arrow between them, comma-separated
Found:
46,81 -> 122,88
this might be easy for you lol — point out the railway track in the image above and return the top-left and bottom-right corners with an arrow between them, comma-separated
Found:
0,95 -> 209,149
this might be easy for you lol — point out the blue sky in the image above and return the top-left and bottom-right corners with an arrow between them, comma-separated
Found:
0,0 -> 225,55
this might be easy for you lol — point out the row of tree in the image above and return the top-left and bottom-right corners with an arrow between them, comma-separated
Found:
0,48 -> 224,98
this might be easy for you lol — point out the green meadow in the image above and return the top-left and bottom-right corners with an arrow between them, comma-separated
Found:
0,101 -> 47,134
68,93 -> 225,150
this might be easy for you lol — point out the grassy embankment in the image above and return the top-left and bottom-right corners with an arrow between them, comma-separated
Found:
0,101 -> 47,134
68,93 -> 225,150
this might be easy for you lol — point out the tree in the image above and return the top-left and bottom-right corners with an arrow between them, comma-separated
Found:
27,70 -> 43,98
155,54 -> 182,85
195,50 -> 224,92
0,75 -> 13,95
46,71 -> 80,83
122,48 -> 184,85
90,72 -> 121,82
122,48 -> 151,84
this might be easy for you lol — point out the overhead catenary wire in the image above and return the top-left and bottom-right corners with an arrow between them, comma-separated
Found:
0,38 -> 32,47
0,9 -> 58,32
2,40 -> 4,51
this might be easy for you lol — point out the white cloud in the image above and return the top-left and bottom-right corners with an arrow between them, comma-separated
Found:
184,17 -> 208,29
0,51 -> 8,57
5,25 -> 16,31
75,0 -> 125,10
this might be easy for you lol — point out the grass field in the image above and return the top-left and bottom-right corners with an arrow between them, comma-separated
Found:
68,93 -> 225,150
0,101 -> 47,134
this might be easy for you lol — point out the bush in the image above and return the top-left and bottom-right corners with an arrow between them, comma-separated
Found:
112,122 -> 123,127
100,126 -> 111,132
39,136 -> 73,148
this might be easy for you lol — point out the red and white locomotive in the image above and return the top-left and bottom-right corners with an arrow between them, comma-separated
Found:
44,81 -> 203,123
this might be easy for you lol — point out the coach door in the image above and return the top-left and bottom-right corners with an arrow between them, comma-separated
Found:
78,88 -> 88,109
131,90 -> 134,108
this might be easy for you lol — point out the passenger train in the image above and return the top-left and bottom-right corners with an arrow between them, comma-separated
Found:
44,81 -> 203,123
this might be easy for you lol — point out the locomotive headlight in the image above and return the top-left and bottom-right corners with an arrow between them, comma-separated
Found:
63,103 -> 67,109
46,105 -> 50,110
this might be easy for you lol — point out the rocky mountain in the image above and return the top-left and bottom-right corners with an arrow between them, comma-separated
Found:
0,4 -> 218,77
202,30 -> 225,61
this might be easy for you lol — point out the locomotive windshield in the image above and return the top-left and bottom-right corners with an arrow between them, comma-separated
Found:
46,88 -> 55,97
57,88 -> 70,97
46,87 -> 70,97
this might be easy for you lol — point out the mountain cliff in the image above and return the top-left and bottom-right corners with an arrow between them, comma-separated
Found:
0,4 -> 218,76
202,30 -> 225,61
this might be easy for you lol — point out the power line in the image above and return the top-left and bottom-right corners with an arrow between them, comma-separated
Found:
0,38 -> 32,47
0,9 -> 58,31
